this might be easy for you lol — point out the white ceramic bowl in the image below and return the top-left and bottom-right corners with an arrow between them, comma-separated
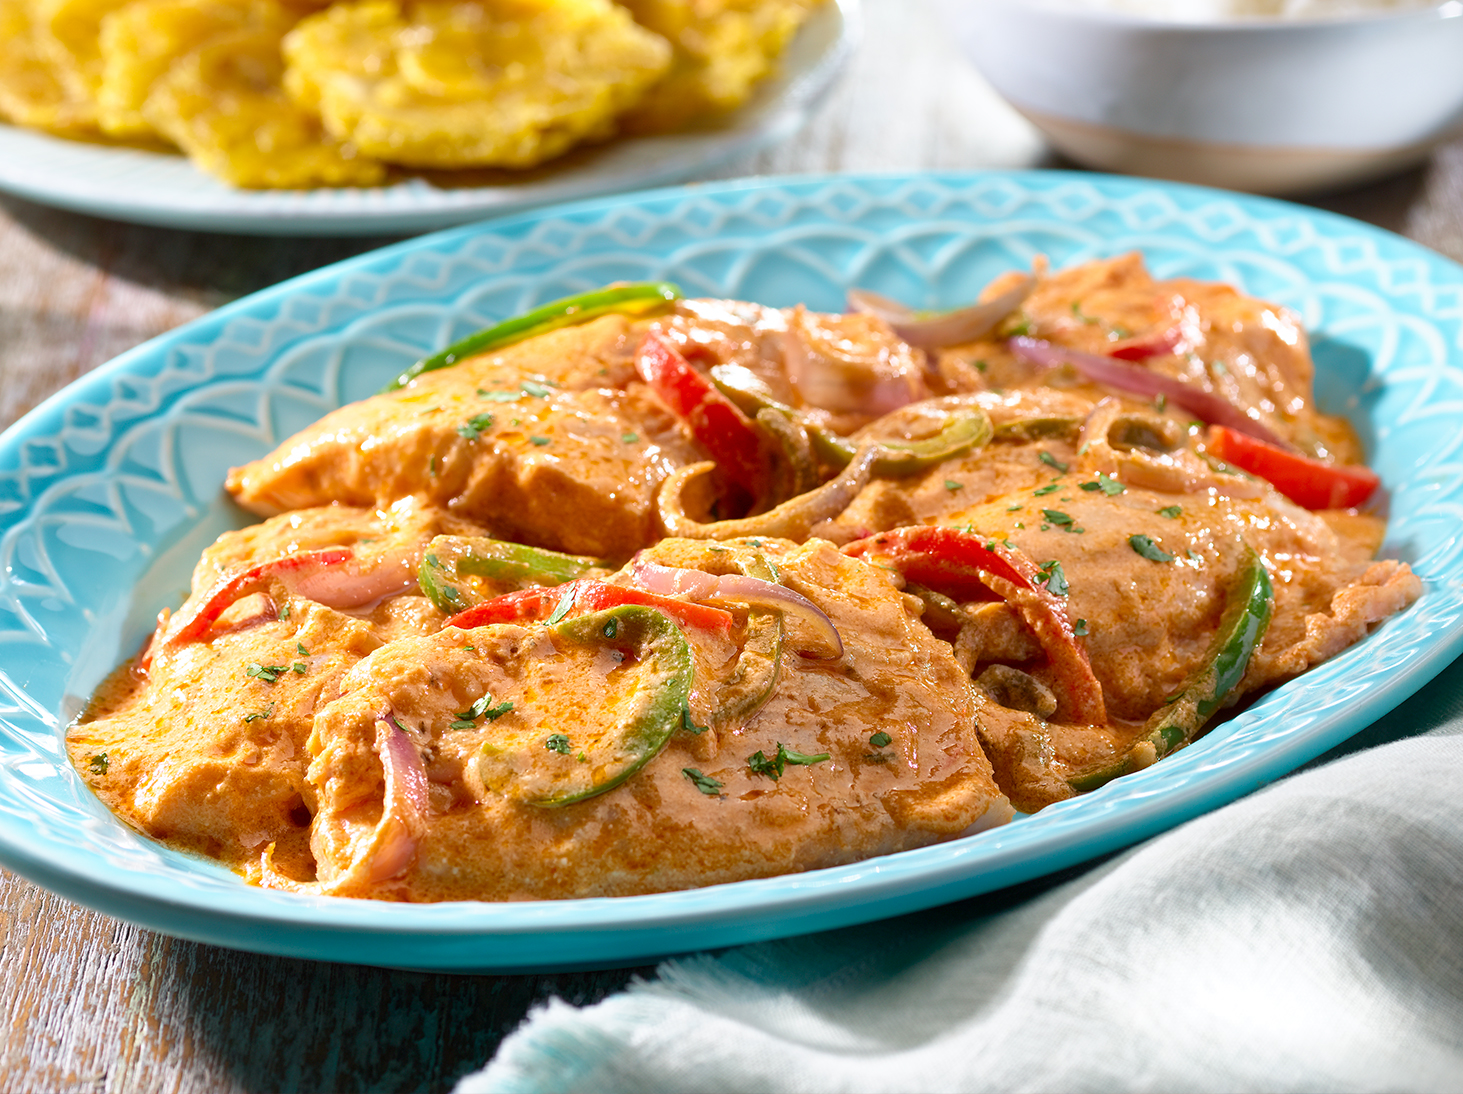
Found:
936,0 -> 1463,194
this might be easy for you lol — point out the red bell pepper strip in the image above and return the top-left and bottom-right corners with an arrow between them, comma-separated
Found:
446,579 -> 734,635
1207,425 -> 1380,510
160,547 -> 354,653
844,527 -> 1107,726
635,331 -> 769,500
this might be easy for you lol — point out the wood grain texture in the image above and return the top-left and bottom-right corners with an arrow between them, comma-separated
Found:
1,0 -> 1461,1089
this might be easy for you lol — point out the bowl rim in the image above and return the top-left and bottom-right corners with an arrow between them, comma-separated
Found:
968,0 -> 1463,32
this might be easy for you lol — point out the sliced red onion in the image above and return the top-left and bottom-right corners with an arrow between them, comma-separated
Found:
369,714 -> 430,883
1108,325 -> 1184,361
659,446 -> 878,543
1008,336 -> 1291,450
847,276 -> 1034,349
631,560 -> 719,600
292,551 -> 418,609
159,546 -> 355,653
630,561 -> 843,660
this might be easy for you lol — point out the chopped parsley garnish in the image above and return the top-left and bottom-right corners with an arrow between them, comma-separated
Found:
245,663 -> 289,684
1154,394 -> 1168,412
547,588 -> 575,625
278,603 -> 290,620
545,734 -> 572,754
1078,441 -> 1091,456
1033,483 -> 1061,496
1071,301 -> 1099,325
1042,509 -> 1074,527
243,702 -> 276,724
974,359 -> 988,373
621,432 -> 639,444
479,388 -> 522,403
747,742 -> 831,780
457,412 -> 496,440
1158,505 -> 1183,519
1038,451 -> 1069,473
869,731 -> 892,748
1073,618 -> 1089,637
520,380 -> 553,398
1129,534 -> 1175,562
1037,559 -> 1069,596
296,642 -> 309,656
1079,473 -> 1125,496
529,435 -> 552,447
944,480 -> 963,492
1007,504 -> 1024,512
683,768 -> 724,795
451,693 -> 514,729
680,703 -> 709,735
88,752 -> 109,775
1188,548 -> 1203,562
602,617 -> 618,639
290,661 -> 307,674
428,455 -> 438,476
1005,317 -> 1032,337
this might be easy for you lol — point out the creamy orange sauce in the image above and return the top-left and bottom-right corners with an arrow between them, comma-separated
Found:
70,253 -> 1420,900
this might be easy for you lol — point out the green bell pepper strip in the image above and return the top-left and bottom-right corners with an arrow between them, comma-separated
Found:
417,535 -> 605,614
473,605 -> 694,807
992,416 -> 1083,444
710,375 -> 991,477
1067,546 -> 1274,793
633,540 -> 785,731
384,281 -> 682,392
813,411 -> 993,477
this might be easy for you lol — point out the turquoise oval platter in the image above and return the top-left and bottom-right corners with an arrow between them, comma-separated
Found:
2,172 -> 1461,971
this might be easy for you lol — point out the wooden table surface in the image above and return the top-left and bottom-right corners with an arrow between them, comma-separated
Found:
3,2 -> 1462,1090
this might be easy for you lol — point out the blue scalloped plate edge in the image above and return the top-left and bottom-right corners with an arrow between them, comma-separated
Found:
0,169 -> 1459,970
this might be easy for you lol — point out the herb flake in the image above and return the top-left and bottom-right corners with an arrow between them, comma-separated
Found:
748,742 -> 831,780
1130,534 -> 1175,563
529,435 -> 552,447
1079,472 -> 1125,496
453,693 -> 514,729
1073,618 -> 1089,637
545,734 -> 572,755
457,412 -> 496,440
1037,559 -> 1069,596
88,752 -> 109,775
1038,450 -> 1069,473
1158,505 -> 1183,519
869,731 -> 892,748
680,703 -> 709,735
547,588 -> 575,625
683,768 -> 723,795
245,663 -> 288,684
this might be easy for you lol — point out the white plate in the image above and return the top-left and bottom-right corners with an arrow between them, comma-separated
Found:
0,0 -> 856,236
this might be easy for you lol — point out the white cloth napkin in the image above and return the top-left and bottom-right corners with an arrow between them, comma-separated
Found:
459,658 -> 1463,1094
